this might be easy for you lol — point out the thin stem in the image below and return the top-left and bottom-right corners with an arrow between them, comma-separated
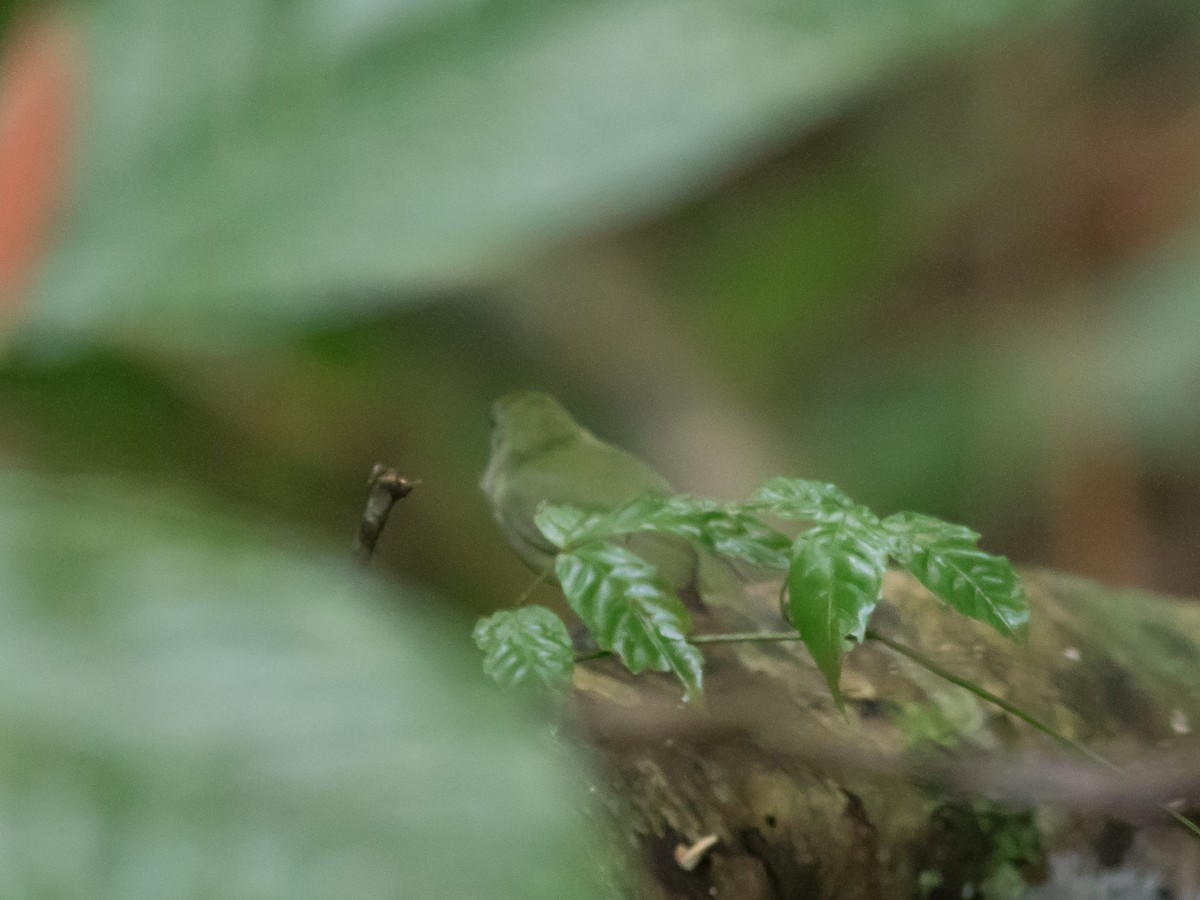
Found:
571,624 -> 1200,839
864,628 -> 1200,840
513,565 -> 555,608
864,629 -> 1080,754
574,647 -> 609,664
695,630 -> 804,646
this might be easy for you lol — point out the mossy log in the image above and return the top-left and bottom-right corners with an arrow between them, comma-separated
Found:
571,570 -> 1200,900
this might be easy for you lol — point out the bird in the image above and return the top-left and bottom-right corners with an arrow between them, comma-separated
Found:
480,391 -> 691,580
480,391 -> 749,611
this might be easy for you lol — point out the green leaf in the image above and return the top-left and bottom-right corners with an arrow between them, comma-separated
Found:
29,0 -> 1077,343
0,471 -> 607,899
545,494 -> 791,571
474,606 -> 576,687
641,495 -> 792,570
882,511 -> 981,557
880,511 -> 1027,637
785,517 -> 887,704
750,477 -> 857,522
565,493 -> 672,542
535,502 -> 596,549
556,542 -> 702,700
901,543 -> 1029,638
535,496 -> 668,549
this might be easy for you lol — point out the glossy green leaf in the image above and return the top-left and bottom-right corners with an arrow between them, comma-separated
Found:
541,494 -> 790,570
29,0 -> 1077,342
570,494 -> 790,569
597,493 -> 675,536
785,517 -> 887,704
474,606 -> 575,687
556,542 -> 702,700
0,471 -> 607,899
750,477 -> 857,522
534,502 -> 596,549
882,511 -> 981,555
881,510 -> 1027,637
900,542 -> 1029,638
640,495 -> 792,570
538,494 -> 667,548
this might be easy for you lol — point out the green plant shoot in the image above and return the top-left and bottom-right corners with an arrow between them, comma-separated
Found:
474,392 -> 1028,705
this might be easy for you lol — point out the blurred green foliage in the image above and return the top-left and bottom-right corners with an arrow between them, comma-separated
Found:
2,0 -> 1200,892
31,0 -> 1075,338
0,472 -> 608,898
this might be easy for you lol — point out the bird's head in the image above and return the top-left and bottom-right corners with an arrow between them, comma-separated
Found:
489,391 -> 585,461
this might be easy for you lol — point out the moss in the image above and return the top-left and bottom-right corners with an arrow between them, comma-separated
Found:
915,800 -> 1045,900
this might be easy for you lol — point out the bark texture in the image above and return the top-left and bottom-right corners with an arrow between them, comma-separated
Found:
571,570 -> 1200,899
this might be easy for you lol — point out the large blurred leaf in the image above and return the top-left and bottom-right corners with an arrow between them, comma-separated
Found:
30,0 -> 1074,341
0,471 -> 607,898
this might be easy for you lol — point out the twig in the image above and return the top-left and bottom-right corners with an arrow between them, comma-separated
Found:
354,464 -> 416,566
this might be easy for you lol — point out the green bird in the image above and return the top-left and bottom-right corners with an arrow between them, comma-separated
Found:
481,391 -> 741,605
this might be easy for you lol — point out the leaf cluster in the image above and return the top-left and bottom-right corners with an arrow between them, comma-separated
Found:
475,479 -> 1027,704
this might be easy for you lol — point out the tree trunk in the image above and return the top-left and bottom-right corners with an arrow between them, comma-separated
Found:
572,570 -> 1200,899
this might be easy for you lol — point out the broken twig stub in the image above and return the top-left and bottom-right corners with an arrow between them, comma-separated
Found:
354,464 -> 415,566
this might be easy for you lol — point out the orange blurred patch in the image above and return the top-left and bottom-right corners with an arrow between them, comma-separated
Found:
0,13 -> 76,317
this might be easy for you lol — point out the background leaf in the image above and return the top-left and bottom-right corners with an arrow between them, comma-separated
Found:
474,605 -> 575,687
555,541 -> 702,700
26,0 -> 1078,342
786,517 -> 887,703
0,471 -> 607,899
